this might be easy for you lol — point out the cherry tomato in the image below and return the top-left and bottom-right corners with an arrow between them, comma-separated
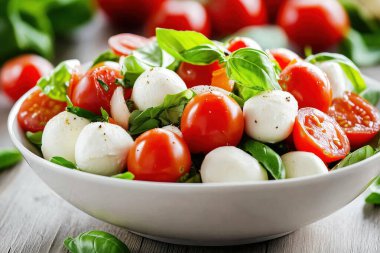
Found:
108,33 -> 151,56
207,0 -> 267,37
293,107 -> 350,163
145,0 -> 211,37
0,55 -> 53,101
278,0 -> 349,51
17,90 -> 66,132
266,0 -> 285,23
227,37 -> 261,53
127,128 -> 192,182
211,68 -> 233,92
177,61 -> 220,88
269,48 -> 301,70
180,91 -> 244,153
279,61 -> 332,113
328,92 -> 380,149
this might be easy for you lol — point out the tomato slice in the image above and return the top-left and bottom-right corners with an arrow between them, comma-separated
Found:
328,92 -> 380,149
293,107 -> 350,163
17,90 -> 67,132
108,33 -> 151,56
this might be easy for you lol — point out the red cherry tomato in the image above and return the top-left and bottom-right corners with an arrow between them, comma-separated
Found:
0,55 -> 53,101
180,91 -> 244,153
266,0 -> 285,23
293,107 -> 350,163
108,33 -> 151,56
278,0 -> 349,51
145,0 -> 211,37
207,0 -> 267,37
17,90 -> 66,132
329,92 -> 380,149
269,48 -> 301,70
227,37 -> 261,53
279,61 -> 332,113
127,128 -> 192,182
177,61 -> 220,88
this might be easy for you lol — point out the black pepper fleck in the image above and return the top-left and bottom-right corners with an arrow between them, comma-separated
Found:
254,120 -> 258,123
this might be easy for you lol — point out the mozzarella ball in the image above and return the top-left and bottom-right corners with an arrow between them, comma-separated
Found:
42,111 -> 90,163
243,90 -> 298,143
201,146 -> 268,183
75,122 -> 134,176
161,125 -> 183,137
131,67 -> 187,110
110,87 -> 130,130
281,151 -> 328,179
318,62 -> 349,99
191,85 -> 230,96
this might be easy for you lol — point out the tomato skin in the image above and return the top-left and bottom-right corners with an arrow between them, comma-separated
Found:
211,68 -> 233,92
207,0 -> 267,37
269,48 -> 301,70
329,92 -> 380,149
180,91 -> 244,154
145,0 -> 211,37
266,0 -> 285,23
108,33 -> 151,56
17,90 -> 67,132
278,0 -> 349,51
293,107 -> 350,163
177,61 -> 220,88
279,61 -> 332,113
0,55 -> 53,101
226,37 -> 261,53
127,128 -> 192,182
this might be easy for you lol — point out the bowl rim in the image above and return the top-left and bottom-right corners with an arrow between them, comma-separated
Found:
8,86 -> 380,189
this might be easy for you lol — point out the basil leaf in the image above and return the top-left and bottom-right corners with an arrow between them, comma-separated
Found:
92,50 -> 120,67
64,230 -> 130,253
180,44 -> 225,65
66,106 -> 103,122
365,177 -> 380,205
306,52 -> 366,93
360,89 -> 380,106
38,60 -> 80,102
242,139 -> 285,180
97,78 -> 109,92
226,48 -> 281,101
0,148 -> 22,171
100,108 -> 110,122
26,131 -> 43,147
335,145 -> 375,169
112,171 -> 135,180
50,157 -> 77,169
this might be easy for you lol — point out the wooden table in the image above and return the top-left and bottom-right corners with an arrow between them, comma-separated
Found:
1,14 -> 380,253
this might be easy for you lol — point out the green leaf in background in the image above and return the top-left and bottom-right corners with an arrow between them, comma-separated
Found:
334,145 -> 375,169
64,230 -> 130,253
365,177 -> 380,205
242,139 -> 285,180
0,148 -> 22,171
306,52 -> 367,93
92,50 -> 120,67
360,89 -> 380,106
50,156 -> 77,169
26,131 -> 43,147
112,172 -> 135,180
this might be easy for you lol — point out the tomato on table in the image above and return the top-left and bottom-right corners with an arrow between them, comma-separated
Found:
269,48 -> 301,70
0,54 -> 53,101
17,90 -> 67,132
177,61 -> 220,88
279,61 -> 332,112
127,128 -> 192,182
329,92 -> 380,149
180,91 -> 244,153
227,37 -> 261,53
293,107 -> 350,163
108,33 -> 151,56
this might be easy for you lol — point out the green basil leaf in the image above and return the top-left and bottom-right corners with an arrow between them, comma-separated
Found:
360,89 -> 380,106
92,50 -> 120,67
178,173 -> 202,183
180,44 -> 225,65
226,48 -> 281,101
242,139 -> 285,180
112,171 -> 135,180
335,145 -> 375,169
0,148 -> 22,171
38,60 -> 80,102
50,156 -> 77,169
97,78 -> 109,92
365,177 -> 380,205
66,106 -> 103,122
64,230 -> 130,253
100,107 -> 109,122
306,52 -> 367,93
26,131 -> 43,147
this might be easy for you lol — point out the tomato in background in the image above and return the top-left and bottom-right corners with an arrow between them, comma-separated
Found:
269,48 -> 301,70
278,0 -> 349,51
206,0 -> 267,37
17,90 -> 66,132
145,0 -> 211,37
265,0 -> 285,23
293,107 -> 350,163
177,61 -> 220,88
127,128 -> 192,182
227,37 -> 262,52
0,55 -> 53,101
181,91 -> 244,153
279,61 -> 332,113
108,33 -> 151,56
329,92 -> 380,149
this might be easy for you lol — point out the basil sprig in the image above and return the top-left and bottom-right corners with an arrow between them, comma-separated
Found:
0,149 -> 22,171
50,157 -> 77,169
334,145 -> 375,169
92,50 -> 120,67
64,230 -> 130,253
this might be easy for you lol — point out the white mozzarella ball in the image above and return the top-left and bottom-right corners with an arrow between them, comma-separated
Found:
161,125 -> 183,137
201,146 -> 268,183
131,67 -> 187,110
110,87 -> 130,130
318,62 -> 349,99
191,85 -> 230,96
42,111 -> 90,163
243,90 -> 298,143
75,122 -> 134,176
281,151 -> 328,179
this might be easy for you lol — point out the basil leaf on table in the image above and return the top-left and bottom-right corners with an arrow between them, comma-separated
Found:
112,171 -> 135,180
92,50 -> 120,67
360,89 -> 380,106
242,139 -> 285,180
334,145 -> 375,169
365,177 -> 380,205
0,148 -> 22,171
26,131 -> 43,147
64,230 -> 130,253
50,157 -> 77,169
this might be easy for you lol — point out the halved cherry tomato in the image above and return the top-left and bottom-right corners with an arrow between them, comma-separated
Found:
269,48 -> 301,70
177,61 -> 220,88
328,92 -> 380,149
108,33 -> 151,56
17,90 -> 66,132
279,61 -> 332,112
227,37 -> 261,52
211,68 -> 233,92
127,128 -> 192,182
180,91 -> 244,153
293,107 -> 350,163
0,55 -> 53,101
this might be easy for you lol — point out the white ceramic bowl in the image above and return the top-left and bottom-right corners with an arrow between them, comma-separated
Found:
8,79 -> 380,246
